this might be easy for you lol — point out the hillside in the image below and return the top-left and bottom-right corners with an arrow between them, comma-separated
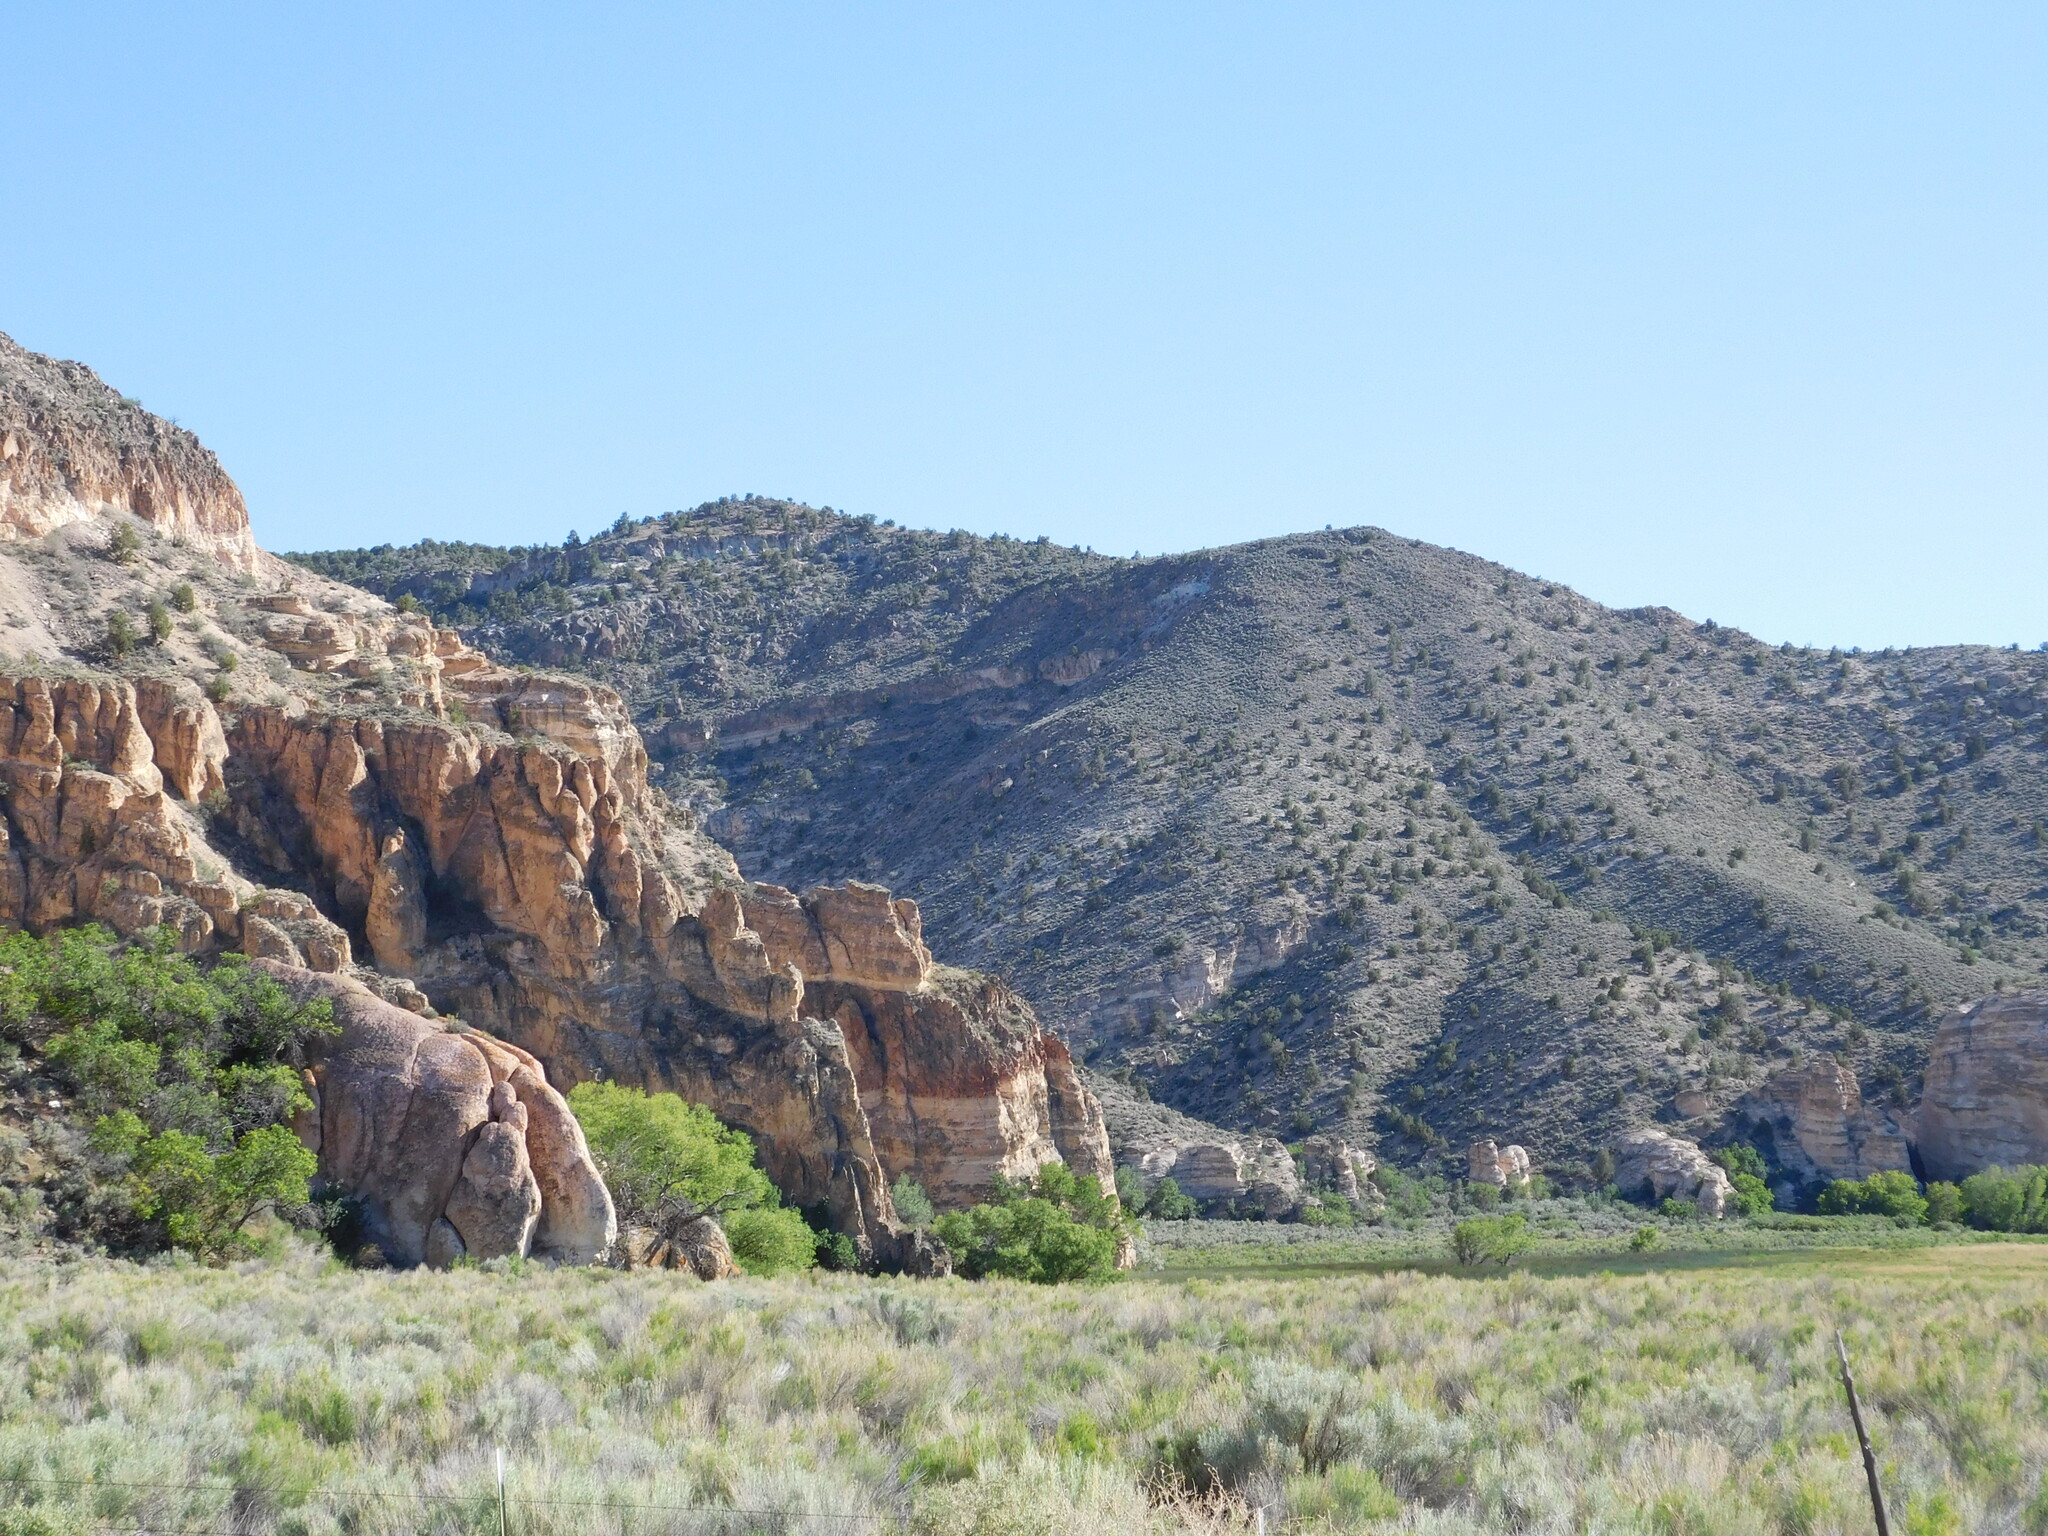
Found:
293,503 -> 2048,1184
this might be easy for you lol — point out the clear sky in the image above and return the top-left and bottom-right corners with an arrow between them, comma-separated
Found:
4,5 -> 2043,650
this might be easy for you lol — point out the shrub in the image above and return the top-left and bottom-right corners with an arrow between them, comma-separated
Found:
5,928 -> 335,1256
1449,1214 -> 1531,1267
1630,1225 -> 1662,1252
891,1173 -> 936,1227
933,1164 -> 1125,1283
108,522 -> 140,562
565,1081 -> 814,1275
106,611 -> 137,656
720,1206 -> 820,1276
170,582 -> 197,613
1818,1170 -> 1929,1225
1924,1181 -> 1964,1226
147,599 -> 173,643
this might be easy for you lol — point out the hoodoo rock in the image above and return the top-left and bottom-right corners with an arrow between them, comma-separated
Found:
1917,992 -> 2048,1183
0,330 -> 1122,1267
1301,1135 -> 1381,1213
1467,1140 -> 1532,1189
256,962 -> 614,1266
1612,1129 -> 1733,1218
1740,1059 -> 1910,1185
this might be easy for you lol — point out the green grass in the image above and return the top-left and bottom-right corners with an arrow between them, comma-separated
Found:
0,1240 -> 2045,1533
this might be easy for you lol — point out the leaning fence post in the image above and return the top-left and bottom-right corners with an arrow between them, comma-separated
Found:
1834,1330 -> 1891,1536
496,1446 -> 510,1536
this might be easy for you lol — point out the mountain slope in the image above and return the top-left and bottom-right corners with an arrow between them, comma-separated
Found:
294,501 -> 2048,1181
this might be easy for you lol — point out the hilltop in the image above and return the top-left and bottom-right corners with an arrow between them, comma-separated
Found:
293,501 -> 2048,1182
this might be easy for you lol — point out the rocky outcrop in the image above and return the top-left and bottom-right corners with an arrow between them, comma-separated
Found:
0,333 -> 1123,1269
1120,1132 -> 1300,1216
1466,1140 -> 1532,1189
1917,992 -> 2048,1182
1740,1059 -> 1910,1184
1301,1135 -> 1382,1213
257,962 -> 615,1266
1612,1129 -> 1732,1218
1,331 -> 258,570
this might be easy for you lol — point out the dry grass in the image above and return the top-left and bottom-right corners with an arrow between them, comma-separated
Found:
0,1243 -> 2043,1533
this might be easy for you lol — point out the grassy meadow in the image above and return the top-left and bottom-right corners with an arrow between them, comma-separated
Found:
0,1239 -> 2045,1535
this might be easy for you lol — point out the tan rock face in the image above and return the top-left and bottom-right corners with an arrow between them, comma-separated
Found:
1741,1059 -> 1910,1184
1301,1135 -> 1381,1213
1120,1129 -> 1301,1216
0,333 -> 1121,1270
0,332 -> 258,571
1917,992 -> 2048,1182
254,962 -> 614,1267
1612,1129 -> 1732,1218
1466,1140 -> 1532,1189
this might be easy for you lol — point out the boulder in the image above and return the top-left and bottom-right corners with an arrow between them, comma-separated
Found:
1917,992 -> 2048,1182
1612,1129 -> 1733,1218
1467,1139 -> 1532,1189
254,962 -> 616,1266
624,1217 -> 742,1280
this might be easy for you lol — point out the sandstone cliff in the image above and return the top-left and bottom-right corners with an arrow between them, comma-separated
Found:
0,332 -> 1118,1267
1917,992 -> 2048,1183
1738,1059 -> 1910,1187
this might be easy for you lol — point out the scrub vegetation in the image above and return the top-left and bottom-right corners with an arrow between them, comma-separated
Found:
0,1242 -> 2043,1534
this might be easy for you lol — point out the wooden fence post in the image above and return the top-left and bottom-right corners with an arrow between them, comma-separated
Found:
1834,1330 -> 1891,1536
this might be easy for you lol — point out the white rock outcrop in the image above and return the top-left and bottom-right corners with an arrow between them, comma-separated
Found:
1612,1129 -> 1733,1218
1917,992 -> 2048,1183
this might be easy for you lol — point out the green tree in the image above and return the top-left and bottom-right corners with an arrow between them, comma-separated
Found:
1728,1172 -> 1775,1218
1145,1175 -> 1197,1220
147,598 -> 173,644
169,582 -> 197,613
933,1164 -> 1125,1283
107,610 -> 137,656
1957,1166 -> 2048,1232
566,1081 -> 815,1275
1818,1170 -> 1928,1224
1449,1213 -> 1531,1267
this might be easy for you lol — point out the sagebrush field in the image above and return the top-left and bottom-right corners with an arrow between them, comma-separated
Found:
1,1242 -> 2043,1535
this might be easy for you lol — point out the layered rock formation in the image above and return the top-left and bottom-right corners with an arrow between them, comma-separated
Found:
1,333 -> 257,571
261,962 -> 615,1266
1917,992 -> 2048,1182
0,332 -> 1119,1268
1739,1059 -> 1910,1186
1612,1129 -> 1732,1218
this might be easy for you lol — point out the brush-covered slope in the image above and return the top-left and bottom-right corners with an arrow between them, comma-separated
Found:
295,503 -> 2048,1181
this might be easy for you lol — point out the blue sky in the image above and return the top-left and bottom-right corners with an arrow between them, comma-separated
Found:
4,5 -> 2043,649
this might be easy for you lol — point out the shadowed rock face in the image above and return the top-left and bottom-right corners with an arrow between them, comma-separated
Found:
0,333 -> 1120,1266
1917,992 -> 2048,1182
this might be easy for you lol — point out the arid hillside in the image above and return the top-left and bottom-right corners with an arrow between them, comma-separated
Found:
296,501 -> 2048,1181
